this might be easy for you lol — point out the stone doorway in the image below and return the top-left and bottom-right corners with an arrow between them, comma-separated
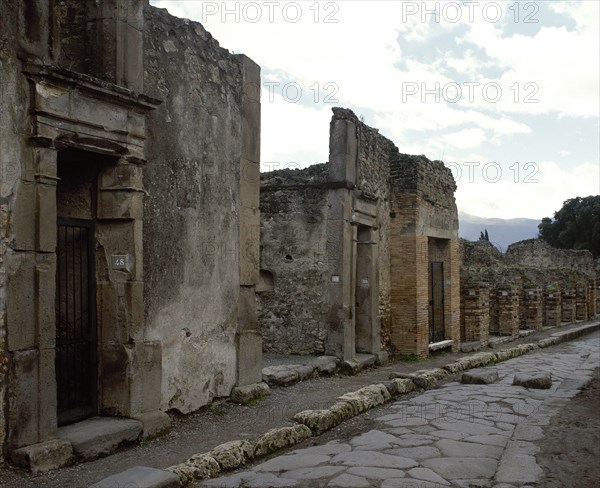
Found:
55,150 -> 111,425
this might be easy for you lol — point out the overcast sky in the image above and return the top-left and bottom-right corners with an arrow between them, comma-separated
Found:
150,0 -> 599,219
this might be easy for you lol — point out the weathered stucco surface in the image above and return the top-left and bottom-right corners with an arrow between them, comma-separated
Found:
142,5 -> 256,413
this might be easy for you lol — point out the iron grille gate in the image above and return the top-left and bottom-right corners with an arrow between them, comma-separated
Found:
56,218 -> 97,425
429,261 -> 445,343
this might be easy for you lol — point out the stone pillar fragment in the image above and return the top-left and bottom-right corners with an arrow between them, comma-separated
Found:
461,282 -> 490,346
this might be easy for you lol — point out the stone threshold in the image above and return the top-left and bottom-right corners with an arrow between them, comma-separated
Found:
10,412 -> 170,474
93,321 -> 600,488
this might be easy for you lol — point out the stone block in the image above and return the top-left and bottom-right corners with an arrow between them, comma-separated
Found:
254,425 -> 312,458
328,119 -> 357,185
240,55 -> 261,164
262,365 -> 300,387
10,438 -> 72,473
240,158 -> 260,208
36,183 -> 56,252
293,409 -> 339,435
338,384 -> 391,414
209,440 -> 254,470
8,349 -> 40,448
134,411 -> 171,440
240,207 -> 259,285
99,343 -> 134,416
310,356 -> 339,375
36,255 -> 56,350
98,282 -> 124,343
237,286 -> 258,332
237,329 -> 262,386
513,372 -> 552,389
57,417 -> 142,461
98,189 -> 143,220
38,348 -> 57,440
461,369 -> 499,385
140,341 -> 163,413
6,252 -> 36,351
11,181 -> 36,251
230,382 -> 271,404
90,466 -> 180,488
390,378 -> 416,395
167,454 -> 220,484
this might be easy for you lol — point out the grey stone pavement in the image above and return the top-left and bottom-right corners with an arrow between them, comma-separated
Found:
199,333 -> 599,488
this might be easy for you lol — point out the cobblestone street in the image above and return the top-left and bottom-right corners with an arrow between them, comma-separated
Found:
199,332 -> 599,488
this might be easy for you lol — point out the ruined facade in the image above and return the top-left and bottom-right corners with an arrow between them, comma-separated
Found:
0,0 -> 260,467
259,108 -> 460,361
460,238 -> 598,348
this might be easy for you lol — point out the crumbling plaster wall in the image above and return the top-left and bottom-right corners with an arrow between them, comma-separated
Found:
142,6 -> 254,414
259,165 -> 330,354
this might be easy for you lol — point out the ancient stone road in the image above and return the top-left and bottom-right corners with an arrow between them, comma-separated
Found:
199,333 -> 599,488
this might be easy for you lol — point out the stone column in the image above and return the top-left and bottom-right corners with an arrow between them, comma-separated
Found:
235,55 -> 262,386
543,288 -> 562,327
461,282 -> 490,346
575,285 -> 587,321
587,280 -> 596,319
561,288 -> 576,323
491,285 -> 519,337
522,288 -> 543,331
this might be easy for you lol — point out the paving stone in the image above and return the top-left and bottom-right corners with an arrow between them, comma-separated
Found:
430,430 -> 469,440
290,441 -> 351,456
209,440 -> 254,470
282,466 -> 345,479
90,466 -> 179,488
513,424 -> 544,441
392,434 -> 436,447
407,466 -> 451,485
495,453 -> 543,484
349,429 -> 399,450
254,454 -> 330,472
435,439 -> 503,459
385,445 -> 441,461
421,457 -> 498,479
382,480 -> 444,488
347,466 -> 406,480
461,369 -> 499,385
331,450 -> 418,469
453,480 -> 493,487
254,425 -> 312,458
430,419 -> 504,436
463,434 -> 509,447
57,417 -> 142,461
328,473 -> 370,487
513,372 -> 552,389
245,474 -> 298,487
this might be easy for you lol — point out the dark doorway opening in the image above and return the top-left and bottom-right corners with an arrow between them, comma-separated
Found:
429,261 -> 445,343
56,218 -> 97,425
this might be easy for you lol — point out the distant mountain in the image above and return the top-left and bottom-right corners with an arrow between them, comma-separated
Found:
458,212 -> 540,252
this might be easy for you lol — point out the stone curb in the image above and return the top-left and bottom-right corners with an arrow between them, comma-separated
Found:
94,321 -> 599,487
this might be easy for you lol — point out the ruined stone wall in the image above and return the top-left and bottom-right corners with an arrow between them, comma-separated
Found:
505,239 -> 595,277
258,166 -> 330,354
142,5 -> 255,414
0,0 -> 24,459
461,238 -> 597,341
